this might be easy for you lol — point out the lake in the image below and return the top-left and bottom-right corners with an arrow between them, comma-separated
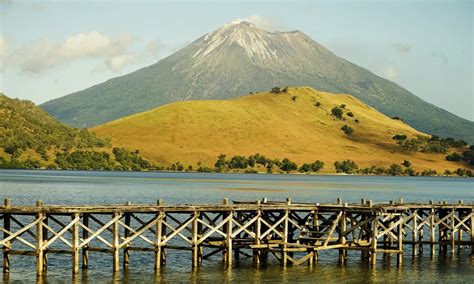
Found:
0,170 -> 473,283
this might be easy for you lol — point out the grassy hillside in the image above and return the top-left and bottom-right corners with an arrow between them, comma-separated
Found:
92,87 -> 471,173
0,94 -> 153,170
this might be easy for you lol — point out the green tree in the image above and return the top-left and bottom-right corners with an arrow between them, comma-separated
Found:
334,160 -> 359,174
280,158 -> 297,172
331,106 -> 343,119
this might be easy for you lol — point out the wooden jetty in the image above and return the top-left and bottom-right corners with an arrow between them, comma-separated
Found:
0,198 -> 472,275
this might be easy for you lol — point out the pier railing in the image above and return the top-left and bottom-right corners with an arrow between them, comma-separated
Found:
0,198 -> 473,275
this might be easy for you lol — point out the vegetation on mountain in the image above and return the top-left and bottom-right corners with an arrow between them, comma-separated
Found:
0,94 -> 153,170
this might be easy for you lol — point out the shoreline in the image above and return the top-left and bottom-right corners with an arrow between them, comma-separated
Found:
0,167 -> 472,178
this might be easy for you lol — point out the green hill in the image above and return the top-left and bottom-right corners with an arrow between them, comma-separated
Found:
0,94 -> 152,170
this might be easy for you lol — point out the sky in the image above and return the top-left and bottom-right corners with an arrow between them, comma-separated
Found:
0,0 -> 473,120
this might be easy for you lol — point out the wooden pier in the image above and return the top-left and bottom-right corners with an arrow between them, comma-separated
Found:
0,198 -> 473,275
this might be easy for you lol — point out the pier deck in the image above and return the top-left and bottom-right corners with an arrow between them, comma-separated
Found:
1,198 -> 473,275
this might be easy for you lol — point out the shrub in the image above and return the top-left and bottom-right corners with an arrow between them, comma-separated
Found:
291,96 -> 297,101
404,167 -> 416,176
334,160 -> 359,174
402,160 -> 411,167
315,101 -> 321,107
341,125 -> 354,135
331,106 -> 343,119
445,152 -> 463,162
389,164 -> 403,176
462,149 -> 474,165
298,160 -> 324,173
280,158 -> 298,172
244,169 -> 258,174
346,112 -> 354,117
340,104 -> 346,109
228,155 -> 248,169
271,87 -> 281,93
355,119 -> 359,123
421,169 -> 437,176
392,134 -> 407,141
214,154 -> 227,171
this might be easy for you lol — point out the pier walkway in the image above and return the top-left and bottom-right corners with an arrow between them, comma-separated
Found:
0,198 -> 473,275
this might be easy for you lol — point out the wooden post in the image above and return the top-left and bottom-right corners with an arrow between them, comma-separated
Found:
72,213 -> 80,274
450,209 -> 455,254
470,208 -> 474,254
339,208 -> 347,263
42,214 -> 48,272
123,212 -> 131,269
82,214 -> 89,269
281,209 -> 289,266
112,212 -> 120,272
36,200 -> 44,276
192,211 -> 199,268
253,201 -> 261,264
412,210 -> 418,256
430,208 -> 435,257
3,198 -> 11,273
370,214 -> 378,266
155,199 -> 166,269
397,214 -> 403,266
226,208 -> 233,266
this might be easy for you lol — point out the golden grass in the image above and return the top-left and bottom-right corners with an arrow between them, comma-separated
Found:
91,87 -> 469,172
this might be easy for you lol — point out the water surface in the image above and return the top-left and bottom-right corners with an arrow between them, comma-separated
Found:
0,170 -> 472,283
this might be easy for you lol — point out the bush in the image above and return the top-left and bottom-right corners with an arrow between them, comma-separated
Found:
402,160 -> 411,167
334,160 -> 358,174
229,155 -> 248,169
446,152 -> 463,162
346,112 -> 354,117
341,125 -> 354,135
298,160 -> 324,173
244,169 -> 258,174
421,169 -> 437,176
392,134 -> 407,141
315,101 -> 321,107
280,158 -> 298,172
271,87 -> 281,93
331,106 -> 343,119
340,104 -> 346,109
462,149 -> 474,165
389,164 -> 403,176
214,154 -> 227,172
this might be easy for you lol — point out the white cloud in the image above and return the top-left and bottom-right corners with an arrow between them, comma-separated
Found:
384,66 -> 399,80
5,31 -> 136,73
241,15 -> 285,31
103,54 -> 137,73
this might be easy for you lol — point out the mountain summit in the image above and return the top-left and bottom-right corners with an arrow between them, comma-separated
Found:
41,20 -> 474,142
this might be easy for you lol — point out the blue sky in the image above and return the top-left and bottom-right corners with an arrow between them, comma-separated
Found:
1,0 -> 472,120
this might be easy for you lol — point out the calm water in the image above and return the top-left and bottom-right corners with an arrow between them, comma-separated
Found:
0,170 -> 473,283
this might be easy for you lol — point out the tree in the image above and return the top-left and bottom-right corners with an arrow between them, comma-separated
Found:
271,87 -> 281,93
346,112 -> 354,117
341,125 -> 354,135
314,101 -> 321,107
331,106 -> 343,119
214,154 -> 227,172
311,160 -> 325,172
389,164 -> 403,176
392,134 -> 407,141
280,158 -> 297,172
334,160 -> 358,174
445,152 -> 462,162
402,160 -> 411,167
